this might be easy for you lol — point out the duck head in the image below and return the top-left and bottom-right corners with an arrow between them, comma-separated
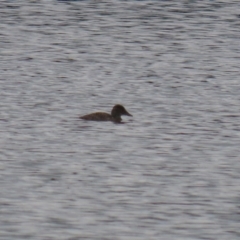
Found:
111,104 -> 132,119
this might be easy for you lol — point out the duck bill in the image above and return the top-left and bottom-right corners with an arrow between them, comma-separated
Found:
125,111 -> 132,117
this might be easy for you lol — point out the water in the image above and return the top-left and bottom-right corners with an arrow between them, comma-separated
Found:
1,0 -> 240,239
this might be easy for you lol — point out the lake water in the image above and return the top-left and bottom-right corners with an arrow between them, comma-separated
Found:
1,0 -> 240,239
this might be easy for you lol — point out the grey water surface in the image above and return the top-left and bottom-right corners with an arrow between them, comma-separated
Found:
1,0 -> 240,239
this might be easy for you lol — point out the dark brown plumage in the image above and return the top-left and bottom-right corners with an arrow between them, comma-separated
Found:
80,104 -> 132,123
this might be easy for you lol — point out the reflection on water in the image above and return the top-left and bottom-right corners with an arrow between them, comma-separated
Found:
1,1 -> 240,239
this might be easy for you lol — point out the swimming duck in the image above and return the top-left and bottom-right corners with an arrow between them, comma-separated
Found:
80,104 -> 132,123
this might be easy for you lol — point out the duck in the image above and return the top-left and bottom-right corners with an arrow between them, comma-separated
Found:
80,104 -> 132,123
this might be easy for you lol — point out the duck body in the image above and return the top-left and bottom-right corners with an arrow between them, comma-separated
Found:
80,104 -> 132,123
80,112 -> 116,122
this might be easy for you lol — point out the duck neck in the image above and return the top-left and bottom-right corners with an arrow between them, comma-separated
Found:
111,110 -> 122,122
113,116 -> 122,122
